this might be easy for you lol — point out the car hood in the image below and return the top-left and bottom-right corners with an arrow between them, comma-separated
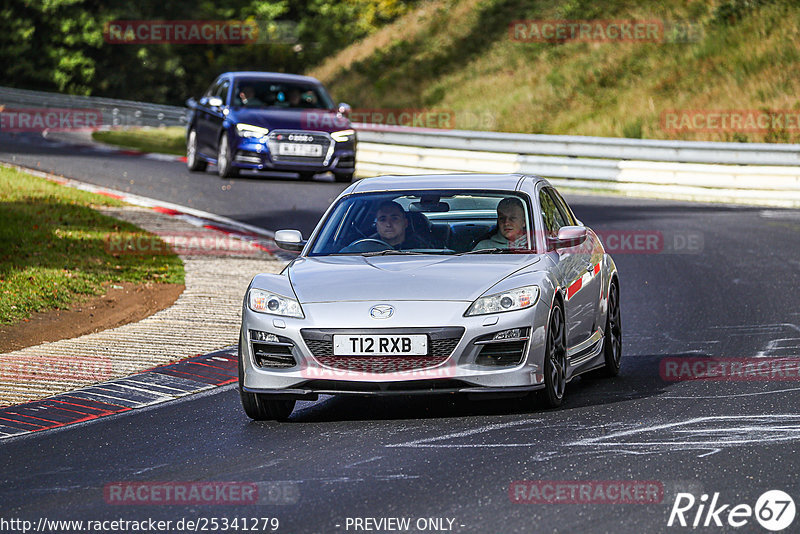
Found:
229,108 -> 350,133
287,255 -> 542,303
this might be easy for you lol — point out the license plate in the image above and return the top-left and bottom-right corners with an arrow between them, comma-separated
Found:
333,335 -> 428,356
278,143 -> 322,157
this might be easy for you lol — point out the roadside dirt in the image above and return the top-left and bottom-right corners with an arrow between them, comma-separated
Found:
0,282 -> 184,353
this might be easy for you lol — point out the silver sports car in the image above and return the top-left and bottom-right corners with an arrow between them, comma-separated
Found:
239,174 -> 621,420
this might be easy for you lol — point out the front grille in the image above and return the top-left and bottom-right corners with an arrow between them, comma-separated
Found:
300,327 -> 464,374
252,341 -> 297,369
266,130 -> 332,164
316,355 -> 448,374
475,341 -> 527,367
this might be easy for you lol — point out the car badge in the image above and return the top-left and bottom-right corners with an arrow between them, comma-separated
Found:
369,305 -> 394,319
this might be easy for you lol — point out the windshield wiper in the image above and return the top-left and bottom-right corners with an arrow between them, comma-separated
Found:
457,248 -> 537,255
362,249 -> 428,257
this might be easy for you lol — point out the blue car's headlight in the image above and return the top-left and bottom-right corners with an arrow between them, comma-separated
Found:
465,285 -> 540,316
248,288 -> 304,318
236,123 -> 270,138
331,129 -> 356,143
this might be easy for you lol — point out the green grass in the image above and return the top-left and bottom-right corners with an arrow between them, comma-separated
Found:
0,166 -> 184,325
92,127 -> 185,156
310,0 -> 800,143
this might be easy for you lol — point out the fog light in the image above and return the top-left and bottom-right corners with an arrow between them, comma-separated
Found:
493,328 -> 522,341
250,329 -> 280,343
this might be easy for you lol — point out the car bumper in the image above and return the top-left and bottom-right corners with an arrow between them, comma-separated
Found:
240,300 -> 550,399
232,137 -> 355,174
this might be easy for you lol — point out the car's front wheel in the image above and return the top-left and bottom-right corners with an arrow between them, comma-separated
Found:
539,301 -> 567,408
186,129 -> 207,172
217,133 -> 239,178
238,343 -> 295,421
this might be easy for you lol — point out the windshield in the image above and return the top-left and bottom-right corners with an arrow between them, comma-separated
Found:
307,190 -> 536,256
232,79 -> 334,110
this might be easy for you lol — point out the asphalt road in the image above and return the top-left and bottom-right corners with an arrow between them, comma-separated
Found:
2,132 -> 800,533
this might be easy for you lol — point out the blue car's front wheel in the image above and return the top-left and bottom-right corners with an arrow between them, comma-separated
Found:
217,133 -> 239,178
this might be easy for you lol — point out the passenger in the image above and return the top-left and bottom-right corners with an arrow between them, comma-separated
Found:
473,197 -> 529,250
373,201 -> 430,249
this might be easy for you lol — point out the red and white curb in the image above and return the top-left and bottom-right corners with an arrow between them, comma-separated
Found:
1,161 -> 293,259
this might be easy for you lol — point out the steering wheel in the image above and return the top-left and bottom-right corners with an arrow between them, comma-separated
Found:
339,238 -> 393,253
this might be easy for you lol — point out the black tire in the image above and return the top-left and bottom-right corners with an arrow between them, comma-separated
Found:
334,172 -> 354,183
598,279 -> 622,377
298,172 -> 316,181
538,301 -> 568,408
217,133 -> 239,178
186,129 -> 207,172
238,342 -> 295,421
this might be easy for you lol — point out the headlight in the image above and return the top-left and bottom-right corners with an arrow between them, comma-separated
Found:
465,285 -> 540,316
236,123 -> 270,138
331,129 -> 355,142
248,288 -> 304,318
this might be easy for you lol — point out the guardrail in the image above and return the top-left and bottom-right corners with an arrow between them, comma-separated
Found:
354,127 -> 800,207
2,86 -> 798,206
0,86 -> 187,128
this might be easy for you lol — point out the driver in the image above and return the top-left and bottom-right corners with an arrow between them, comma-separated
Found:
237,85 -> 263,106
473,197 -> 529,250
372,201 -> 429,249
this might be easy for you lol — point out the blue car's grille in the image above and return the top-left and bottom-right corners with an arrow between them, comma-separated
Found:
266,130 -> 332,164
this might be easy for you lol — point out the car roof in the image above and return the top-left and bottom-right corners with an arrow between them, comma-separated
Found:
350,173 -> 545,193
220,71 -> 322,84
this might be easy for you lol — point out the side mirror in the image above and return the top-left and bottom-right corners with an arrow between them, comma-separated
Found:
337,102 -> 351,117
208,96 -> 224,108
550,226 -> 588,250
274,229 -> 305,252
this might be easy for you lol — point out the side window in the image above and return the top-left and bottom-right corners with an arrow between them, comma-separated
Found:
549,188 -> 577,226
205,79 -> 221,97
539,189 -> 567,238
214,80 -> 230,104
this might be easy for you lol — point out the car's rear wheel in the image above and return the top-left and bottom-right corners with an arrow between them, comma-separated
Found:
538,301 -> 567,408
217,134 -> 239,178
238,342 -> 295,421
597,279 -> 622,377
186,129 -> 207,172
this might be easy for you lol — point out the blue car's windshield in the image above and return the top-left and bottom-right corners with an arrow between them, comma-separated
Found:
307,190 -> 537,256
233,79 -> 334,110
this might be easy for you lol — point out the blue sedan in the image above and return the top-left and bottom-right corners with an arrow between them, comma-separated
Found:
186,71 -> 356,182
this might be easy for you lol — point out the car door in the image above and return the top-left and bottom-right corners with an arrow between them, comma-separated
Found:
206,78 -> 230,157
548,187 -> 603,342
538,186 -> 595,348
196,78 -> 222,152
196,77 -> 230,154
